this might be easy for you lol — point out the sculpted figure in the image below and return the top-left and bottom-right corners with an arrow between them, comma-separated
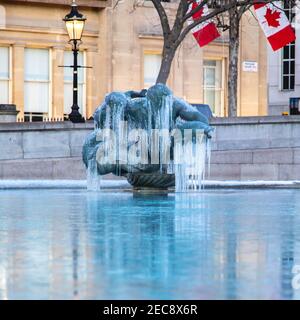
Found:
83,84 -> 213,182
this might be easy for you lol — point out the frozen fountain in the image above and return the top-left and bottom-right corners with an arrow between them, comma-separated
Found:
82,84 -> 213,192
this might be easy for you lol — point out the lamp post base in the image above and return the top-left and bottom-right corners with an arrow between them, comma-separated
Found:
69,110 -> 85,123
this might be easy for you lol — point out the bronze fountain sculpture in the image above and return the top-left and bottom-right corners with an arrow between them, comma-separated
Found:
83,84 -> 213,191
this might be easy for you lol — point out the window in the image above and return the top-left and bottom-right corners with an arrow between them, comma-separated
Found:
0,46 -> 10,104
24,48 -> 50,121
203,60 -> 223,116
281,2 -> 295,91
144,53 -> 162,88
64,51 -> 85,117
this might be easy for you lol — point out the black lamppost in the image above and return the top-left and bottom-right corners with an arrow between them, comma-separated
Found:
63,0 -> 86,123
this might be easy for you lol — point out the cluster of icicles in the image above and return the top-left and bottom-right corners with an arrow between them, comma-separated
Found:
87,95 -> 211,192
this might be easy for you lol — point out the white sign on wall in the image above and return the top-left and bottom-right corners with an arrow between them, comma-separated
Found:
242,61 -> 258,72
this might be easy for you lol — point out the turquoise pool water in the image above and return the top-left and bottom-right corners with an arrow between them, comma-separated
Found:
1,189 -> 300,300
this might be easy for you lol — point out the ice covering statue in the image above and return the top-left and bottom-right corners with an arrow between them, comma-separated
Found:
83,84 -> 213,191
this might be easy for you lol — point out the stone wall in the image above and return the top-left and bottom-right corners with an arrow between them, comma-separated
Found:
0,116 -> 300,181
210,116 -> 300,180
0,122 -> 90,180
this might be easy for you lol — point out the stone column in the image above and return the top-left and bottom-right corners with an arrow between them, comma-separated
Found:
86,48 -> 97,119
52,46 -> 65,120
12,43 -> 25,119
258,30 -> 267,116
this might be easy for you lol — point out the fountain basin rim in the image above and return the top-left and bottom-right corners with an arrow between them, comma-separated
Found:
1,180 -> 300,190
0,179 -> 130,190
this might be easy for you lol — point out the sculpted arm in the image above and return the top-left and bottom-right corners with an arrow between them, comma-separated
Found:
173,98 -> 209,124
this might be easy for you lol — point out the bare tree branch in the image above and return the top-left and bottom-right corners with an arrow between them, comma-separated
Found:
176,0 -> 288,49
149,0 -> 296,84
150,0 -> 171,37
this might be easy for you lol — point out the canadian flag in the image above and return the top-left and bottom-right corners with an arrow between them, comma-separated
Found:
188,0 -> 220,47
254,2 -> 296,51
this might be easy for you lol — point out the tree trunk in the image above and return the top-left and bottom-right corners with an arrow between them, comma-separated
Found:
228,8 -> 240,117
156,46 -> 176,84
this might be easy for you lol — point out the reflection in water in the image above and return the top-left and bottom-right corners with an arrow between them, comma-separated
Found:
71,216 -> 80,298
225,204 -> 237,300
280,193 -> 296,300
0,189 -> 300,299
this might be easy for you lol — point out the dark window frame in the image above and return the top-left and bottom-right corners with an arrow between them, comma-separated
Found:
281,2 -> 296,91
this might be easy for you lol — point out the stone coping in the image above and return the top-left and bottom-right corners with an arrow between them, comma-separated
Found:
0,180 -> 299,190
0,116 -> 299,132
211,115 -> 300,125
0,120 -> 94,132
0,179 -> 130,190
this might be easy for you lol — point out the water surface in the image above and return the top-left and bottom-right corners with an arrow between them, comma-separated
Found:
0,189 -> 300,300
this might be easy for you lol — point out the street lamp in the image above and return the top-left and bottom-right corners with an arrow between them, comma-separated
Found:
63,0 -> 86,123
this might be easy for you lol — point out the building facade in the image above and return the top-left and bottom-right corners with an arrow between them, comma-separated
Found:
0,0 -> 268,121
267,2 -> 300,115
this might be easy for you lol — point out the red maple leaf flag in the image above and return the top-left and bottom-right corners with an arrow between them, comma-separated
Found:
188,0 -> 220,48
254,3 -> 296,51
264,8 -> 281,28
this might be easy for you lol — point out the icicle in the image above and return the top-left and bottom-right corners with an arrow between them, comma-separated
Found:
102,100 -> 126,177
104,106 -> 111,130
160,95 -> 173,129
174,130 -> 208,192
158,95 -> 173,173
114,107 -> 125,176
87,159 -> 101,191
174,133 -> 187,192
206,137 -> 211,180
